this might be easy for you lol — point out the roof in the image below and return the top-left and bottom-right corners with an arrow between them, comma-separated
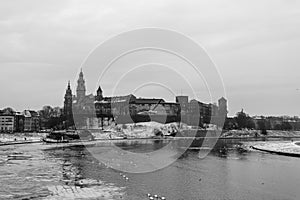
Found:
23,110 -> 39,117
97,86 -> 102,92
29,110 -> 39,117
219,97 -> 227,101
134,98 -> 165,104
189,99 -> 212,107
176,95 -> 188,97
1,108 -> 16,115
95,95 -> 136,104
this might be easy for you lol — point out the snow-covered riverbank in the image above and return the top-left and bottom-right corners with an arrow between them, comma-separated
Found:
248,141 -> 300,156
0,132 -> 46,142
3,124 -> 300,145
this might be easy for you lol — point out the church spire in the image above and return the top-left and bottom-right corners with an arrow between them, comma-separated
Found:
67,80 -> 71,90
76,69 -> 86,99
65,81 -> 72,96
97,86 -> 102,93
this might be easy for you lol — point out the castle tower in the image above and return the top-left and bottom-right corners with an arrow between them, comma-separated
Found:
218,97 -> 228,117
76,69 -> 86,99
64,81 -> 73,129
95,86 -> 103,101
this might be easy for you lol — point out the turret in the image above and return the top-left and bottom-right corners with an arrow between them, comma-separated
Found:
95,86 -> 103,101
65,81 -> 72,97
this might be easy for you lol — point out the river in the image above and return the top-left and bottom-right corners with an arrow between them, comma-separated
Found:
0,139 -> 300,200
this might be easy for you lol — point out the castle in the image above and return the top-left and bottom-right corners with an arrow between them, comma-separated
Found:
63,70 -> 227,129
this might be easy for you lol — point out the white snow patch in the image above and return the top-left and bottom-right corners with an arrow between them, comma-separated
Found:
250,141 -> 300,154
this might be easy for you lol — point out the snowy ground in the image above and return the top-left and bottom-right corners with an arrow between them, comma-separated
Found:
247,141 -> 300,155
91,121 -> 186,139
0,122 -> 183,142
3,125 -> 300,142
0,132 -> 46,142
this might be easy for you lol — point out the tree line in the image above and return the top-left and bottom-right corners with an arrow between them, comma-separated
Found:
224,109 -> 294,132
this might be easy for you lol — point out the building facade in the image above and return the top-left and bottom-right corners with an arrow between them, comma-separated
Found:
23,110 -> 40,132
15,112 -> 25,132
0,114 -> 15,133
0,108 -> 40,133
176,96 -> 228,127
64,70 -> 227,129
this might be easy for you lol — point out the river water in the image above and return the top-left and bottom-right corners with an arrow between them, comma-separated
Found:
0,139 -> 300,200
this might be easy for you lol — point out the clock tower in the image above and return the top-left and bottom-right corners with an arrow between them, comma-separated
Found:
64,81 -> 74,129
76,69 -> 86,100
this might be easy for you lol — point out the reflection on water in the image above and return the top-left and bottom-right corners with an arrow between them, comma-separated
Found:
114,138 -> 248,157
114,139 -> 168,153
0,138 -> 300,199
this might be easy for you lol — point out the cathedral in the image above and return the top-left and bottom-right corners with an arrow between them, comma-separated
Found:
63,70 -> 227,129
63,69 -> 181,129
63,69 -> 99,129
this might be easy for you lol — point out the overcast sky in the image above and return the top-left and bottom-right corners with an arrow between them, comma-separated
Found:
0,0 -> 300,116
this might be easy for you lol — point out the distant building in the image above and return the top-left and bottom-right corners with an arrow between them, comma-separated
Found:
15,112 -> 25,132
23,110 -> 40,132
0,114 -> 15,133
175,96 -> 228,127
23,111 -> 32,132
0,108 -> 16,133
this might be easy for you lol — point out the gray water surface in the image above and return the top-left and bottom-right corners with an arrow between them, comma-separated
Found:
0,139 -> 300,200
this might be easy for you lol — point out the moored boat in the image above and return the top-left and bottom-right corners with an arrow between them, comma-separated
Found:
42,130 -> 95,143
42,131 -> 77,143
42,137 -> 69,143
